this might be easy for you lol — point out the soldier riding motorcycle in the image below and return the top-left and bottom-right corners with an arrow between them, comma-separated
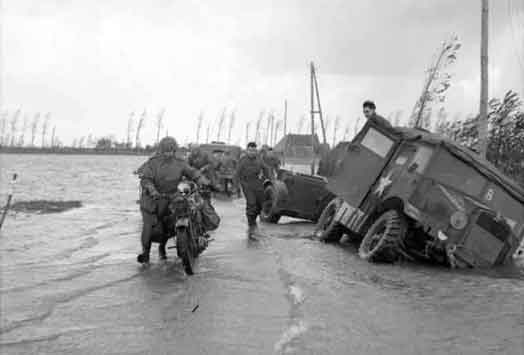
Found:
136,137 -> 218,273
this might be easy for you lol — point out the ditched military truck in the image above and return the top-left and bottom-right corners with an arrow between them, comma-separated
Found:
314,120 -> 524,268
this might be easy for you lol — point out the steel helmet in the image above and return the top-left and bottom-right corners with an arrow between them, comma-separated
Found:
158,136 -> 178,153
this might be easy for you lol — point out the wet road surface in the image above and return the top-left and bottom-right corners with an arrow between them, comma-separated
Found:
1,154 -> 523,354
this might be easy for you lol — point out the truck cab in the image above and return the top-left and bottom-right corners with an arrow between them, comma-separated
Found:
315,120 -> 524,268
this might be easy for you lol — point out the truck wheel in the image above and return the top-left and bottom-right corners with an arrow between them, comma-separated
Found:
261,185 -> 281,223
358,210 -> 406,263
314,198 -> 345,243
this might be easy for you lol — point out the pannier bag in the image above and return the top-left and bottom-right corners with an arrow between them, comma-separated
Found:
201,200 -> 220,231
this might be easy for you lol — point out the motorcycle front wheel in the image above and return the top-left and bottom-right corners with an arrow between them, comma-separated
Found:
176,228 -> 195,275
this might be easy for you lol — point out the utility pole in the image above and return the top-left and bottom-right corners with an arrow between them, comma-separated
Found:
311,63 -> 327,144
478,0 -> 489,157
310,63 -> 315,174
310,62 -> 327,174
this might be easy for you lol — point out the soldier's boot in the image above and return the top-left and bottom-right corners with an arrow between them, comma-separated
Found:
138,223 -> 153,264
158,242 -> 167,261
137,250 -> 150,264
247,215 -> 258,237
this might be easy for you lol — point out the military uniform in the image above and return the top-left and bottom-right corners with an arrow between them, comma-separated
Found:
235,155 -> 271,228
188,149 -> 212,170
263,154 -> 281,178
136,138 -> 202,263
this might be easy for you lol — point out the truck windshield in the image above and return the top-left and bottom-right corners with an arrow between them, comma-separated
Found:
428,150 -> 488,198
360,128 -> 394,158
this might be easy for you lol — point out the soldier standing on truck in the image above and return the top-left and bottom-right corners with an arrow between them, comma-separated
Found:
362,100 -> 391,127
235,142 -> 271,236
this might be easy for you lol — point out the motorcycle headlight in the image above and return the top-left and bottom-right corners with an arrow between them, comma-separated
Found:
177,182 -> 191,194
450,211 -> 468,230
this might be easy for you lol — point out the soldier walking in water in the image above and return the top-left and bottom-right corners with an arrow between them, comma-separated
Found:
235,142 -> 271,236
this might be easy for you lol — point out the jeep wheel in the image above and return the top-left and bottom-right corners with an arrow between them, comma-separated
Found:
261,185 -> 281,223
359,210 -> 406,263
314,198 -> 345,243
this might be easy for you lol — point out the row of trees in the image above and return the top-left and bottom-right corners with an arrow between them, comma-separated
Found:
435,90 -> 524,184
0,110 -> 60,148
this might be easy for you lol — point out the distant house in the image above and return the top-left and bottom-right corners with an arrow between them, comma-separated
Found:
273,134 -> 320,158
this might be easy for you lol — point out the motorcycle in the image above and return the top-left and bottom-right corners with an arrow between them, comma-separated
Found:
163,181 -> 212,275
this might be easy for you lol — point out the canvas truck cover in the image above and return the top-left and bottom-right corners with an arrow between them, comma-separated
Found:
199,143 -> 241,159
388,126 -> 524,205
328,120 -> 524,205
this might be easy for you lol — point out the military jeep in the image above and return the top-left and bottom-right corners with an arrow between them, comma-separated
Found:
314,120 -> 524,268
260,169 -> 335,223
199,142 -> 241,196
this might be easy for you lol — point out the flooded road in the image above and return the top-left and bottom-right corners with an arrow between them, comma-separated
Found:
1,154 -> 523,354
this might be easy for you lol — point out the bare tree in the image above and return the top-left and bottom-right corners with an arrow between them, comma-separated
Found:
410,35 -> 461,129
155,108 -> 165,145
324,115 -> 331,137
216,108 -> 226,141
30,113 -> 40,146
18,114 -> 29,146
0,110 -> 8,146
50,125 -> 57,148
227,110 -> 236,144
255,110 -> 265,145
394,110 -> 403,126
78,136 -> 86,148
196,111 -> 204,143
41,113 -> 50,147
296,115 -> 306,133
9,108 -> 21,147
126,112 -> 135,148
332,115 -> 341,147
87,134 -> 95,148
433,107 -> 448,132
343,124 -> 351,141
273,120 -> 283,146
135,109 -> 146,148
353,117 -> 362,137
264,113 -> 272,146
206,122 -> 211,143
245,121 -> 251,146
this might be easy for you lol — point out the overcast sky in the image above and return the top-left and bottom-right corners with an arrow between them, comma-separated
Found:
1,0 -> 523,146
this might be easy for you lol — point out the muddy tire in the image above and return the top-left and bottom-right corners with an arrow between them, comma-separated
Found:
261,185 -> 281,224
176,228 -> 195,275
314,198 -> 345,243
359,210 -> 407,263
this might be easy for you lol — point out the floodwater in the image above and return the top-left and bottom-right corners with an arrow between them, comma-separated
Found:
1,153 -> 523,355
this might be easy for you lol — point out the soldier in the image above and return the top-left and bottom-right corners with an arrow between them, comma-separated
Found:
136,136 -> 209,264
362,100 -> 391,127
261,147 -> 281,178
188,146 -> 219,190
188,146 -> 212,171
235,142 -> 271,235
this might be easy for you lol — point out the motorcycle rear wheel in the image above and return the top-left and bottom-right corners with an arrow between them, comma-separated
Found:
176,228 -> 195,275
